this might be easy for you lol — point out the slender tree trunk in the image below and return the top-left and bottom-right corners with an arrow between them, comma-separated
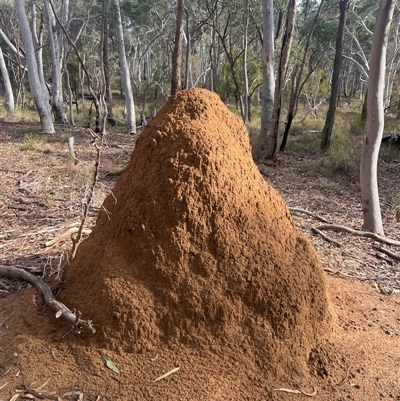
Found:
269,0 -> 296,159
184,7 -> 190,89
30,4 -> 47,98
0,45 -> 15,112
243,0 -> 250,126
171,0 -> 185,95
280,0 -> 325,152
360,0 -> 395,236
321,0 -> 350,150
255,0 -> 275,162
102,1 -> 114,123
43,0 -> 67,124
15,0 -> 54,133
112,0 -> 136,134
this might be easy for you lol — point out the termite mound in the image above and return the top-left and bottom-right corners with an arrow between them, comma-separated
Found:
62,88 -> 332,378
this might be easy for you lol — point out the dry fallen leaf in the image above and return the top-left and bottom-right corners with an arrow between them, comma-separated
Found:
101,353 -> 120,374
154,366 -> 180,382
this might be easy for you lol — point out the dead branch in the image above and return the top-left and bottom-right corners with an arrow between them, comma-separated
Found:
289,207 -> 331,223
311,227 -> 342,247
372,245 -> 400,260
44,227 -> 92,248
71,133 -> 100,258
0,265 -> 95,333
0,264 -> 42,274
314,224 -> 400,246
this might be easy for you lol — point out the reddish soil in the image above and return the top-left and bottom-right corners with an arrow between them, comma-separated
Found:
0,89 -> 399,401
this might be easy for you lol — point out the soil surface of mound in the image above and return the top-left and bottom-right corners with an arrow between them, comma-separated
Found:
63,88 -> 332,379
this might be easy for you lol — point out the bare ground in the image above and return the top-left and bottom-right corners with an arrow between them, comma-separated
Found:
0,121 -> 399,400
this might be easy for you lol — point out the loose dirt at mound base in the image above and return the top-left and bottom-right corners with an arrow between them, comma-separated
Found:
0,89 -> 399,401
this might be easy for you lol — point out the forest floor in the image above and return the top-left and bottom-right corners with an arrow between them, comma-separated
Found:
0,121 -> 399,401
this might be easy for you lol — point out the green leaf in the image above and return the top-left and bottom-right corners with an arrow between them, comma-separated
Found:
101,353 -> 120,374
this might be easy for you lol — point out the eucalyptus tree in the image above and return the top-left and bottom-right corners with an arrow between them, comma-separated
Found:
101,0 -> 114,123
14,0 -> 54,133
0,5 -> 30,108
113,0 -> 136,134
266,0 -> 297,160
341,1 -> 375,99
30,3 -> 47,101
0,44 -> 15,112
255,0 -> 274,162
171,0 -> 185,95
120,0 -> 170,103
280,0 -> 326,152
211,0 -> 261,121
43,0 -> 68,123
321,0 -> 351,150
360,0 -> 396,235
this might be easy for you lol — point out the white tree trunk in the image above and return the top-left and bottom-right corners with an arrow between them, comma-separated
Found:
43,0 -> 67,123
0,29 -> 25,59
112,0 -> 136,135
360,0 -> 396,235
30,3 -> 48,97
270,0 -> 296,159
15,0 -> 54,133
256,0 -> 275,161
0,45 -> 15,112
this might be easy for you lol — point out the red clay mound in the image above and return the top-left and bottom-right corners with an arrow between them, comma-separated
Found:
62,88 -> 332,378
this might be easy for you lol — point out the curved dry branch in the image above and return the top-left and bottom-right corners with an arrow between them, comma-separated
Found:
0,265 -> 95,334
314,224 -> 400,246
289,207 -> 331,223
311,227 -> 342,247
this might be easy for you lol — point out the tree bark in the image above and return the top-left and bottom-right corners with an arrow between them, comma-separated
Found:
0,45 -> 15,112
255,0 -> 275,162
43,0 -> 68,124
102,0 -> 114,123
184,7 -> 190,89
15,0 -> 54,133
360,0 -> 396,235
30,3 -> 47,98
243,0 -> 250,125
112,0 -> 136,134
280,0 -> 325,152
269,0 -> 296,159
320,0 -> 350,150
171,0 -> 185,95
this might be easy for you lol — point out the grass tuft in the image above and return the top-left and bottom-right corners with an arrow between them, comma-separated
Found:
21,133 -> 39,151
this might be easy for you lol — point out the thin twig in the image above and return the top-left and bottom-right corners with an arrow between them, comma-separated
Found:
71,133 -> 100,258
274,387 -> 317,397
